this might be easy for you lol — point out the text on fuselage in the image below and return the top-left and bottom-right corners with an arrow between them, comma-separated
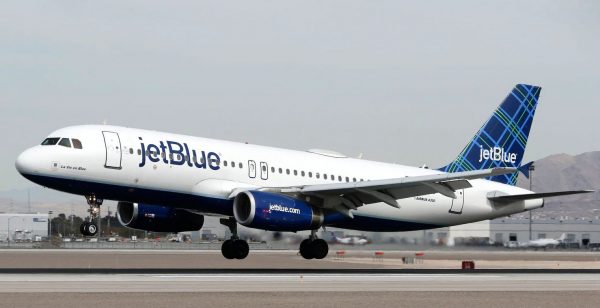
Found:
138,138 -> 220,170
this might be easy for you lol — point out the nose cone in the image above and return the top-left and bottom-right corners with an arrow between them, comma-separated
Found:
15,148 -> 38,175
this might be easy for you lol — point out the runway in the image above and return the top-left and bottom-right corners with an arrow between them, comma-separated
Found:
0,273 -> 599,292
0,273 -> 599,308
1,250 -> 599,307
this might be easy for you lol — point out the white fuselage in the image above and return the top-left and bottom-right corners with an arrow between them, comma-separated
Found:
15,125 -> 543,232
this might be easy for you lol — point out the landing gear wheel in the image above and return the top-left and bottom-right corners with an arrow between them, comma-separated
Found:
80,222 -> 88,236
81,194 -> 103,237
219,218 -> 250,260
312,239 -> 329,259
221,239 -> 235,259
300,239 -> 314,260
233,239 -> 249,259
87,223 -> 98,236
80,222 -> 98,237
221,239 -> 249,260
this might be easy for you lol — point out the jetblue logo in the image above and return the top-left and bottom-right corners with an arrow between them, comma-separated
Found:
478,146 -> 517,164
268,203 -> 300,214
138,138 -> 220,170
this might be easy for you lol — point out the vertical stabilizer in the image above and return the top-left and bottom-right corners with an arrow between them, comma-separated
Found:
440,84 -> 541,185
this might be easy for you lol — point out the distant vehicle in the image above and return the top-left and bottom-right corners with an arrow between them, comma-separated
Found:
335,236 -> 370,245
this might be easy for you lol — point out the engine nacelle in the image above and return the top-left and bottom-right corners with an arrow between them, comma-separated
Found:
117,202 -> 204,232
233,191 -> 323,231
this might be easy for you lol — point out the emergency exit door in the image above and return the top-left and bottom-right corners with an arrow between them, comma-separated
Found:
102,131 -> 122,169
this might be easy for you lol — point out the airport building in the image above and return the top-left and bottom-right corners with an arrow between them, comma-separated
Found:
417,218 -> 600,247
0,213 -> 49,242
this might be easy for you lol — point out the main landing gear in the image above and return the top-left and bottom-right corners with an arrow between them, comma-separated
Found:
299,230 -> 328,260
80,194 -> 103,237
220,218 -> 249,260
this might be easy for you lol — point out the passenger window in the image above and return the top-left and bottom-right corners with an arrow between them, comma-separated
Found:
301,171 -> 305,177
129,148 -> 133,154
338,176 -> 342,182
286,169 -> 290,175
138,149 -> 141,155
239,162 -> 243,168
353,178 -> 356,182
41,137 -> 60,146
323,173 -> 327,179
294,170 -> 298,176
224,161 -> 228,167
308,172 -> 312,178
345,177 -> 349,182
262,165 -> 267,172
316,173 -> 320,179
331,175 -> 335,181
278,168 -> 282,174
72,139 -> 83,149
231,161 -> 235,168
271,166 -> 275,173
58,138 -> 71,148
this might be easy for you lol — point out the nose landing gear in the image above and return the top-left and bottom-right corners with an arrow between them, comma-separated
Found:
80,195 -> 102,237
220,218 -> 249,259
300,230 -> 329,260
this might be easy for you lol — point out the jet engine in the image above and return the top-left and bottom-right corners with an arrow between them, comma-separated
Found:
117,202 -> 204,232
233,191 -> 325,231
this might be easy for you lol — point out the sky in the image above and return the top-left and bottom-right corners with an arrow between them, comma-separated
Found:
1,0 -> 599,206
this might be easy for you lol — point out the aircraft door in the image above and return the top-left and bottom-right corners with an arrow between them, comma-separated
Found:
260,162 -> 268,180
449,189 -> 464,214
102,131 -> 122,169
248,160 -> 256,178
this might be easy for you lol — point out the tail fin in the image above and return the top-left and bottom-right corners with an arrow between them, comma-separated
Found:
439,84 -> 541,185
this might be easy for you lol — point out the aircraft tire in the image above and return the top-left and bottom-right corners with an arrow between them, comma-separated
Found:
221,239 -> 235,259
233,239 -> 249,259
299,239 -> 314,259
87,223 -> 98,236
312,239 -> 329,259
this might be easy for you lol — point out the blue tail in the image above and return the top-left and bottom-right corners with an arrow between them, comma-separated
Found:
439,84 -> 541,185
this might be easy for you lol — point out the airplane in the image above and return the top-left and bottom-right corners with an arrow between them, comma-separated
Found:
519,233 -> 567,249
15,84 -> 593,260
335,236 -> 370,245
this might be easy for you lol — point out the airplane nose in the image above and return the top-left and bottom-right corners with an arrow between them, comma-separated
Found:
15,148 -> 37,175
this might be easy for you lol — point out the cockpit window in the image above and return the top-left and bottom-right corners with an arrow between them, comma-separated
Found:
58,138 -> 71,148
41,138 -> 60,146
72,139 -> 83,149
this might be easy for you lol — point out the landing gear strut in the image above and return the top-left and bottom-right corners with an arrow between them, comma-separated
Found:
80,194 -> 103,237
300,230 -> 328,260
220,218 -> 249,260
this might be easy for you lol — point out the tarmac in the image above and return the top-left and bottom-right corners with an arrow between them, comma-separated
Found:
1,249 -> 599,307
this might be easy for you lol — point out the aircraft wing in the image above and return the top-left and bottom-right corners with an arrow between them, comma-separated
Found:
275,167 -> 516,217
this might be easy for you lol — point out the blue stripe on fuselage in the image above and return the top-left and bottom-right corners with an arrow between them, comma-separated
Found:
20,173 -> 444,232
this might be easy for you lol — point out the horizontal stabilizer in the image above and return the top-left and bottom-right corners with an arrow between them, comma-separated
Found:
488,190 -> 594,202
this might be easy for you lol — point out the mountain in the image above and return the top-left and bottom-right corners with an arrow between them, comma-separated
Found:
516,151 -> 600,219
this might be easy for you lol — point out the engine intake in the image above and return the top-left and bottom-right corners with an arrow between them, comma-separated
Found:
117,202 -> 204,232
233,191 -> 323,231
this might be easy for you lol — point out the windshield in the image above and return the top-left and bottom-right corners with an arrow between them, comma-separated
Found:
41,138 -> 60,146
